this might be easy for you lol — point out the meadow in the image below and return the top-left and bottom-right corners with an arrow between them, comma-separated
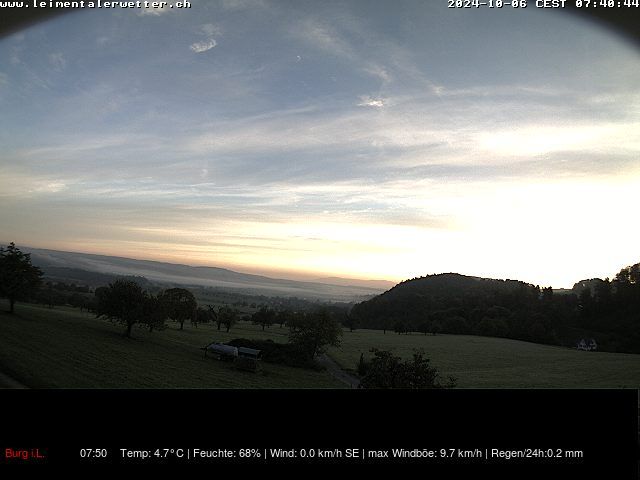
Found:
0,301 -> 342,388
330,329 -> 640,388
1,301 -> 639,388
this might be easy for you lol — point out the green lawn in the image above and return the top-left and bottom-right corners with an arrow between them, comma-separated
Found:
0,301 -> 343,388
329,329 -> 640,388
2,301 -> 639,388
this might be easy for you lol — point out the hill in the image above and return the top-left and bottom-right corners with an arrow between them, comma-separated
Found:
351,270 -> 640,353
21,246 -> 386,302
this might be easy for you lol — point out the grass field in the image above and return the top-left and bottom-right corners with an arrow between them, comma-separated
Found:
0,301 -> 343,388
1,301 -> 639,388
330,329 -> 640,388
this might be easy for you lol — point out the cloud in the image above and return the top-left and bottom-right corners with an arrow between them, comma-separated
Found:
198,23 -> 222,37
0,72 -> 8,86
357,95 -> 385,108
293,19 -> 355,60
190,39 -> 218,53
221,0 -> 266,10
139,5 -> 172,16
363,64 -> 392,84
48,52 -> 66,71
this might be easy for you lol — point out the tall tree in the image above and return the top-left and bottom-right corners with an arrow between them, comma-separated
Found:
207,304 -> 223,330
159,288 -> 196,330
218,305 -> 238,333
143,293 -> 167,333
194,306 -> 214,328
343,311 -> 358,332
288,310 -> 342,359
0,243 -> 43,313
275,309 -> 292,328
252,306 -> 275,331
94,279 -> 146,338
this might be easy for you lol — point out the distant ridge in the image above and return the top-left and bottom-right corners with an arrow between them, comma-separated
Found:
19,245 -> 387,302
313,276 -> 395,290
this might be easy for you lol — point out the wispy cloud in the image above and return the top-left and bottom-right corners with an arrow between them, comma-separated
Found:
48,52 -> 66,71
190,39 -> 217,53
221,0 -> 266,10
138,5 -> 172,16
357,95 -> 385,108
291,19 -> 355,61
198,23 -> 222,37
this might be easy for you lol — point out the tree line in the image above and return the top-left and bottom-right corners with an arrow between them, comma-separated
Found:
350,268 -> 640,353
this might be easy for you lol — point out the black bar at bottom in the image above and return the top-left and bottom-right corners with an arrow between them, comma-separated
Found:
0,389 -> 637,477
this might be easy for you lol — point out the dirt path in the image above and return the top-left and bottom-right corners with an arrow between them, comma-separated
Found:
316,353 -> 360,389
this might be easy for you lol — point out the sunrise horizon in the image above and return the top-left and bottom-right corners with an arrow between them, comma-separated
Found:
8,239 -> 639,291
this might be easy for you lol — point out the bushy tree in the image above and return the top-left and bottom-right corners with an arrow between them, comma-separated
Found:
252,306 -> 275,331
94,279 -> 146,337
393,320 -> 407,335
288,310 -> 342,359
218,305 -> 238,333
159,288 -> 196,330
275,310 -> 292,328
193,306 -> 215,328
0,243 -> 43,314
143,293 -> 168,333
359,348 -> 456,389
342,311 -> 359,332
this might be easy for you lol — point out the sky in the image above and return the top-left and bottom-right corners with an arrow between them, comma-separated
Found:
0,0 -> 639,288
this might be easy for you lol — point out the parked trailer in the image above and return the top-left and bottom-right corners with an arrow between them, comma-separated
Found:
238,347 -> 261,359
202,343 -> 262,371
203,343 -> 238,361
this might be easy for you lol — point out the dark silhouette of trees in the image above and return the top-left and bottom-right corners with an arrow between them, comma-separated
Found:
0,243 -> 43,314
94,279 -> 146,338
288,310 -> 342,359
349,266 -> 640,353
275,310 -> 292,328
252,306 -> 275,331
417,321 -> 430,335
143,294 -> 167,333
160,288 -> 196,330
194,306 -> 215,328
393,320 -> 407,335
358,348 -> 456,389
342,311 -> 359,332
218,305 -> 237,332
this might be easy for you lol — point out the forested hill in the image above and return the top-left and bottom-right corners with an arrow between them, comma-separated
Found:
351,268 -> 640,354
351,273 -> 541,332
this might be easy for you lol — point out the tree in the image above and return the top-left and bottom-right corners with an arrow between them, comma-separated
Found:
288,310 -> 342,359
252,306 -> 275,331
143,294 -> 167,333
381,318 -> 391,335
0,243 -> 43,314
393,320 -> 407,335
218,305 -> 238,333
358,348 -> 456,389
194,306 -> 214,328
343,311 -> 358,332
275,310 -> 292,328
94,279 -> 146,338
159,288 -> 196,330
417,321 -> 431,335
